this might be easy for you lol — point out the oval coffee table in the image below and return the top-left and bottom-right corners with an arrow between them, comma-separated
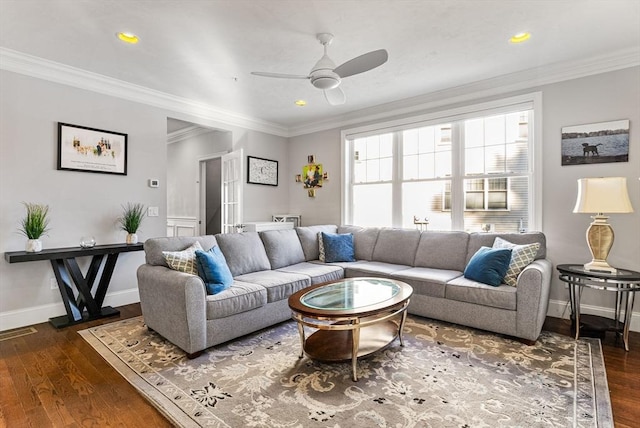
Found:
288,277 -> 413,381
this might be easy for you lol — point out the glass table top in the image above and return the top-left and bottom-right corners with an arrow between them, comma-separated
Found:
300,278 -> 400,310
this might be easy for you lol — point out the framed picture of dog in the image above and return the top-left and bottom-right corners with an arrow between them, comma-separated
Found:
561,119 -> 629,166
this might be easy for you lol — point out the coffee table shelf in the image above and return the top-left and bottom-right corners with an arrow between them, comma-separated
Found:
304,320 -> 399,362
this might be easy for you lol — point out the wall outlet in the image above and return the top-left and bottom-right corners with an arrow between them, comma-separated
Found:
50,277 -> 58,290
148,206 -> 159,217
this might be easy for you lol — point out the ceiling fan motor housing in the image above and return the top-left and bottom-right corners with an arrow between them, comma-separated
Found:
310,53 -> 341,89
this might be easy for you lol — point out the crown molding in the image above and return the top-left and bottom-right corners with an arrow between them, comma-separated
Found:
0,47 -> 289,137
167,125 -> 217,144
288,47 -> 640,137
2,46 -> 638,139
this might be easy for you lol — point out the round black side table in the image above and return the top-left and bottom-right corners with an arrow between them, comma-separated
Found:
557,264 -> 640,351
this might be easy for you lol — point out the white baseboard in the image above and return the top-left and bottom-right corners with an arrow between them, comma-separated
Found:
0,288 -> 140,332
547,299 -> 640,332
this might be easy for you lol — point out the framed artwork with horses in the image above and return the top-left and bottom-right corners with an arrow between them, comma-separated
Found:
561,119 -> 629,166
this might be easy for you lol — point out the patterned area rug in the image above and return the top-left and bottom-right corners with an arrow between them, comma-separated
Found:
80,316 -> 613,428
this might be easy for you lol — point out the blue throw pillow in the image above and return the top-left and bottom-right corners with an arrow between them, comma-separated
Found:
195,246 -> 233,295
321,232 -> 356,263
463,246 -> 512,287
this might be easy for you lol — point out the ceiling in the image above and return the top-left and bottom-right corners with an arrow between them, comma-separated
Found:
1,0 -> 639,132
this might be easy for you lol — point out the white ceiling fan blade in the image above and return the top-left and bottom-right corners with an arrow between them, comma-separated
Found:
324,87 -> 346,106
251,71 -> 309,79
334,49 -> 388,78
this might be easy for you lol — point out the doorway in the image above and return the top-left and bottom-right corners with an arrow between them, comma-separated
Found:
201,157 -> 222,235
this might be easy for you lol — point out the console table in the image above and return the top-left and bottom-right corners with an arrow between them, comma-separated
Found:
557,264 -> 640,351
5,243 -> 144,328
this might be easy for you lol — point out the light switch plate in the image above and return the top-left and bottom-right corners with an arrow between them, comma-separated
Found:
148,206 -> 159,217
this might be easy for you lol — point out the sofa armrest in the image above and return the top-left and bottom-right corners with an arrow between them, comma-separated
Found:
137,264 -> 207,354
515,259 -> 553,341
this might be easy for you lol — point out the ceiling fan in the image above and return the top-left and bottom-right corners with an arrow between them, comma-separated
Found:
251,33 -> 388,106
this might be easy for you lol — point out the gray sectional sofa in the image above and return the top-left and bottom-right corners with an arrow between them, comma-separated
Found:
137,225 -> 551,356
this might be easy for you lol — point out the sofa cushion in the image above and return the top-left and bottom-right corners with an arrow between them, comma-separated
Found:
215,232 -> 271,276
464,247 -> 512,287
322,232 -> 356,262
295,225 -> 338,261
234,270 -> 310,303
414,231 -> 470,271
162,241 -> 203,275
145,235 -> 217,267
260,229 -> 306,269
338,225 -> 380,261
446,276 -> 517,310
277,262 -> 344,285
344,261 -> 412,277
390,267 -> 462,298
195,246 -> 233,295
205,280 -> 267,320
492,237 -> 541,287
466,232 -> 546,264
372,228 -> 421,265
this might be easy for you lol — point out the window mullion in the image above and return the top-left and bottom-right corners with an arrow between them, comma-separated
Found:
392,131 -> 403,228
451,122 -> 464,230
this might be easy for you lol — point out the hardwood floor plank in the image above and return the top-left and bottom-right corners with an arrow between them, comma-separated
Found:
1,303 -> 638,427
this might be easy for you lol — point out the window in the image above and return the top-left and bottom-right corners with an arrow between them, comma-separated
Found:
342,94 -> 540,233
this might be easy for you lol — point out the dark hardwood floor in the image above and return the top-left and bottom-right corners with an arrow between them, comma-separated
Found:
1,303 -> 638,427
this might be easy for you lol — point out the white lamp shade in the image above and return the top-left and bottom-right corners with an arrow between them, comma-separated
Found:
573,177 -> 634,214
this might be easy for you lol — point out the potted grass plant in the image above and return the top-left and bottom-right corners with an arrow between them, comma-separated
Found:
19,202 -> 51,252
118,202 -> 145,244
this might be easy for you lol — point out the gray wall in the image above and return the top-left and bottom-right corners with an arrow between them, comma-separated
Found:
0,70 -> 290,329
288,66 -> 640,324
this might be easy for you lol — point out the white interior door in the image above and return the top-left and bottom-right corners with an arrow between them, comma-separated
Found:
221,149 -> 243,233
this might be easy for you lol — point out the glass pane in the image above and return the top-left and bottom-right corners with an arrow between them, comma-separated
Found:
488,191 -> 507,209
418,153 -> 434,179
418,127 -> 435,152
402,181 -> 452,230
465,192 -> 484,210
485,145 -> 505,173
366,159 -> 380,181
485,115 -> 505,146
465,119 -> 483,148
380,157 -> 393,181
380,134 -> 393,157
404,154 -> 418,180
506,141 -> 528,172
434,151 -> 451,177
353,184 -> 392,227
463,176 -> 528,233
354,138 -> 367,160
367,137 -> 380,158
403,129 -> 418,155
354,159 -> 367,183
465,147 -> 484,174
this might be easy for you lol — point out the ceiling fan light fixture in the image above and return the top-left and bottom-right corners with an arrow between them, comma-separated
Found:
117,32 -> 139,44
509,32 -> 531,44
311,76 -> 340,90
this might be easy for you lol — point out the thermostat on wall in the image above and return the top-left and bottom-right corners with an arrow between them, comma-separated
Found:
148,179 -> 159,188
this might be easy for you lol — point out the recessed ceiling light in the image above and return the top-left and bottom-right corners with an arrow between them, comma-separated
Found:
510,32 -> 531,44
117,32 -> 139,44
294,100 -> 307,107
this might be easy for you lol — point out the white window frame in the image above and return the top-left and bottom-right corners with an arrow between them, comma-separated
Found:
341,92 -> 543,231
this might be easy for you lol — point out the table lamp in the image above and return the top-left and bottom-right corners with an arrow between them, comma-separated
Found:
573,177 -> 634,273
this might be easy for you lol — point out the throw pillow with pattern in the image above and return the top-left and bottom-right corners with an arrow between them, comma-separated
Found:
162,241 -> 203,275
317,232 -> 326,262
492,237 -> 540,287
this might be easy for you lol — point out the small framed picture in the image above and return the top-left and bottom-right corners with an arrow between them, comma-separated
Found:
307,155 -> 315,164
308,189 -> 316,197
58,122 -> 127,175
322,171 -> 329,180
295,174 -> 302,182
